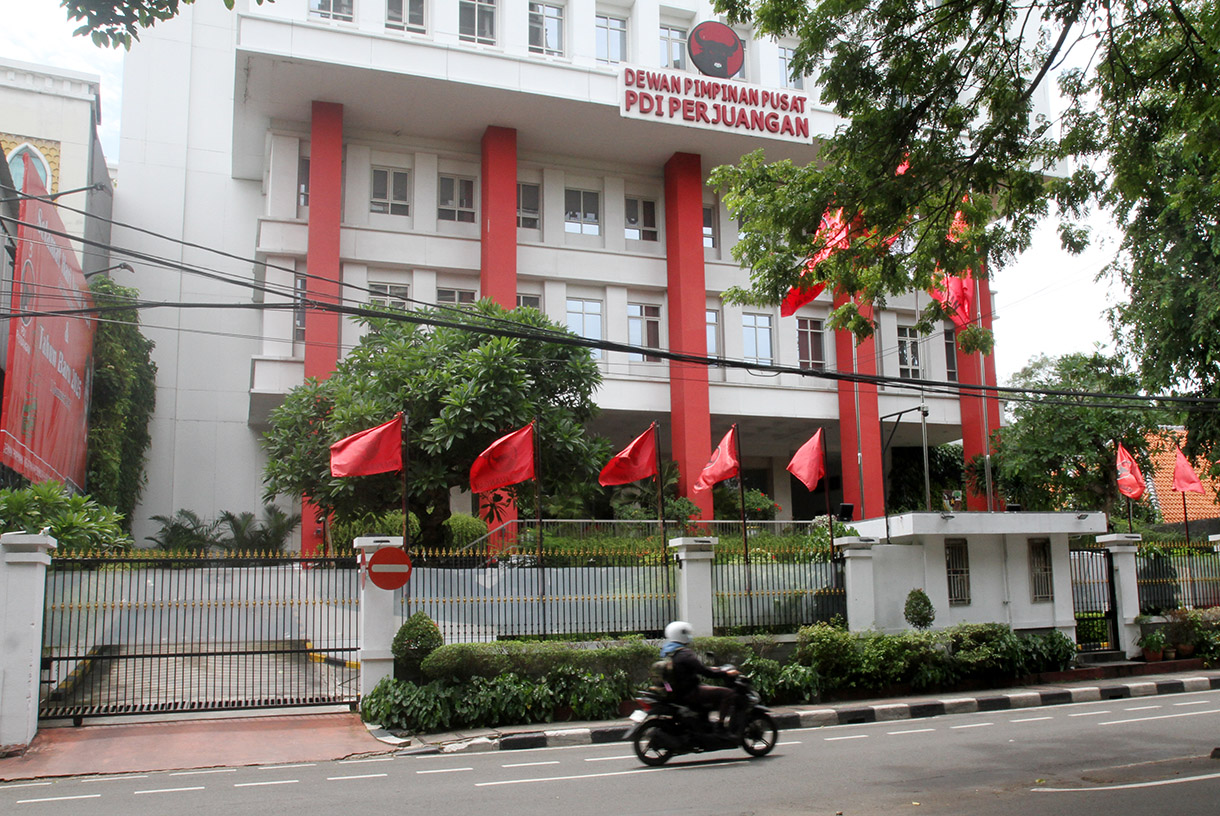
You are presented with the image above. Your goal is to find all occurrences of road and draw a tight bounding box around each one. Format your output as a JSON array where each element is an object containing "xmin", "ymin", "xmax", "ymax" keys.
[{"xmin": 4, "ymin": 689, "xmax": 1220, "ymax": 815}]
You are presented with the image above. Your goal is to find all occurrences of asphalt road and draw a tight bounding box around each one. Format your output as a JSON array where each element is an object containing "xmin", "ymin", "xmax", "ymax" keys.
[{"xmin": 5, "ymin": 689, "xmax": 1220, "ymax": 815}]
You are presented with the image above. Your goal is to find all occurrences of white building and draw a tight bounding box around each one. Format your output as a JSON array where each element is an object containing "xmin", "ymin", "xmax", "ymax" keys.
[{"xmin": 114, "ymin": 1, "xmax": 1014, "ymax": 549}]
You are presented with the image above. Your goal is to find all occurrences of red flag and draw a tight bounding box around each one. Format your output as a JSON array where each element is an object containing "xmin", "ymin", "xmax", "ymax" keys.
[
  {"xmin": 928, "ymin": 268, "xmax": 974, "ymax": 330},
  {"xmin": 1115, "ymin": 443, "xmax": 1146, "ymax": 500},
  {"xmin": 787, "ymin": 428, "xmax": 826, "ymax": 492},
  {"xmin": 1172, "ymin": 447, "xmax": 1205, "ymax": 494},
  {"xmin": 470, "ymin": 422, "xmax": 536, "ymax": 493},
  {"xmin": 780, "ymin": 209, "xmax": 850, "ymax": 317},
  {"xmin": 599, "ymin": 424, "xmax": 658, "ymax": 486},
  {"xmin": 329, "ymin": 414, "xmax": 403, "ymax": 477},
  {"xmin": 693, "ymin": 426, "xmax": 740, "ymax": 493}
]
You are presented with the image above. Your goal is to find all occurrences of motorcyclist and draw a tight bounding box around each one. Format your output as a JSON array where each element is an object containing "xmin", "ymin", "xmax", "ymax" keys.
[{"xmin": 659, "ymin": 620, "xmax": 739, "ymax": 730}]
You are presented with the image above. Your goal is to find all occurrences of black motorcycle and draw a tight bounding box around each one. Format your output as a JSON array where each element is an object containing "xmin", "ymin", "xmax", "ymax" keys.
[{"xmin": 626, "ymin": 668, "xmax": 778, "ymax": 766}]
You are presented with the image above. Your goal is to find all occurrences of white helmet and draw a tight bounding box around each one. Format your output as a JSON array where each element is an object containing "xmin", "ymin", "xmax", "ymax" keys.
[{"xmin": 664, "ymin": 620, "xmax": 693, "ymax": 644}]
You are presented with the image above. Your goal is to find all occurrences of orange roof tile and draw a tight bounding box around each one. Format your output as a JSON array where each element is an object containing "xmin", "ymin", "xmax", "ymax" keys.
[{"xmin": 1144, "ymin": 429, "xmax": 1220, "ymax": 523}]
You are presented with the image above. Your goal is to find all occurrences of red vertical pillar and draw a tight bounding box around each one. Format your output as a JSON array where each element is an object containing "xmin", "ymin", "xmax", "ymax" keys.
[
  {"xmin": 480, "ymin": 126, "xmax": 518, "ymax": 308},
  {"xmin": 959, "ymin": 272, "xmax": 1000, "ymax": 511},
  {"xmin": 664, "ymin": 153, "xmax": 712, "ymax": 518},
  {"xmin": 301, "ymin": 101, "xmax": 343, "ymax": 555},
  {"xmin": 833, "ymin": 294, "xmax": 884, "ymax": 521}
]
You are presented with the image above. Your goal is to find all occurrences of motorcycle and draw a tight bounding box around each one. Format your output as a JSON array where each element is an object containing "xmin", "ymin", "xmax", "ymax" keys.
[{"xmin": 626, "ymin": 667, "xmax": 778, "ymax": 766}]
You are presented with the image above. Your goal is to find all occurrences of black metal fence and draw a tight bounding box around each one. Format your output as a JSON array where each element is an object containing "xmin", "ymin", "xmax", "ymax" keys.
[
  {"xmin": 1136, "ymin": 541, "xmax": 1220, "ymax": 614},
  {"xmin": 41, "ymin": 550, "xmax": 359, "ymax": 720},
  {"xmin": 1069, "ymin": 544, "xmax": 1119, "ymax": 651}
]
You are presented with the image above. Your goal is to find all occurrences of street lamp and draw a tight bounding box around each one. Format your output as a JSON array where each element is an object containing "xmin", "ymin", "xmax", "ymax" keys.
[{"xmin": 83, "ymin": 262, "xmax": 134, "ymax": 279}]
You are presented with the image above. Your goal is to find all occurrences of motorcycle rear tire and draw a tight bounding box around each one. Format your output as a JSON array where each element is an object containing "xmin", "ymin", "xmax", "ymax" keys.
[
  {"xmin": 741, "ymin": 711, "xmax": 777, "ymax": 757},
  {"xmin": 633, "ymin": 720, "xmax": 676, "ymax": 766}
]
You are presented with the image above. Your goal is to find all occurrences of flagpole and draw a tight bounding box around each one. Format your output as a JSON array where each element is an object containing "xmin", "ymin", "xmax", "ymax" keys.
[
  {"xmin": 1183, "ymin": 492, "xmax": 1191, "ymax": 543},
  {"xmin": 533, "ymin": 417, "xmax": 546, "ymax": 635},
  {"xmin": 1127, "ymin": 497, "xmax": 1133, "ymax": 534},
  {"xmin": 822, "ymin": 428, "xmax": 834, "ymax": 550},
  {"xmin": 401, "ymin": 410, "xmax": 410, "ymax": 549},
  {"xmin": 734, "ymin": 424, "xmax": 754, "ymax": 629}
]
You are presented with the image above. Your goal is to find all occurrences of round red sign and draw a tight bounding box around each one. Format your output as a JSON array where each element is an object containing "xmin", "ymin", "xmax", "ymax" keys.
[{"xmin": 367, "ymin": 546, "xmax": 413, "ymax": 590}]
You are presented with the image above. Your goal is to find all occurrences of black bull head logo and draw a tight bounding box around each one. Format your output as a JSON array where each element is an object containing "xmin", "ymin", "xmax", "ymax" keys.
[{"xmin": 690, "ymin": 27, "xmax": 742, "ymax": 79}]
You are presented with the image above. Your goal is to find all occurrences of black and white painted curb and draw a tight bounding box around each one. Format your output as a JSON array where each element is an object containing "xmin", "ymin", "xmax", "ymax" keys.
[{"xmin": 391, "ymin": 674, "xmax": 1220, "ymax": 756}]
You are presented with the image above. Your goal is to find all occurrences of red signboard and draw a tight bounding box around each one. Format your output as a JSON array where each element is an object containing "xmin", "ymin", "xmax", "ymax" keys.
[
  {"xmin": 367, "ymin": 546, "xmax": 413, "ymax": 590},
  {"xmin": 0, "ymin": 153, "xmax": 95, "ymax": 491}
]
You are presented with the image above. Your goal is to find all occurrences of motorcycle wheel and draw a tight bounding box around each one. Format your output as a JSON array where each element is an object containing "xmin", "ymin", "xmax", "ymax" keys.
[
  {"xmin": 633, "ymin": 720, "xmax": 675, "ymax": 766},
  {"xmin": 741, "ymin": 712, "xmax": 777, "ymax": 757}
]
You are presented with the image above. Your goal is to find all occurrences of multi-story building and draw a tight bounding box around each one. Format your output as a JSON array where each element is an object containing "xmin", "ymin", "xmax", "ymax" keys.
[{"xmin": 114, "ymin": 1, "xmax": 1008, "ymax": 549}]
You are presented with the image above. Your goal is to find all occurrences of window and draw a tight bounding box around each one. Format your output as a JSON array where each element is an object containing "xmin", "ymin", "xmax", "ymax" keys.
[
  {"xmin": 517, "ymin": 183, "xmax": 541, "ymax": 229},
  {"xmin": 1029, "ymin": 539, "xmax": 1054, "ymax": 602},
  {"xmin": 628, "ymin": 303, "xmax": 661, "ymax": 362},
  {"xmin": 625, "ymin": 197, "xmax": 658, "ymax": 242},
  {"xmin": 297, "ymin": 156, "xmax": 310, "ymax": 208},
  {"xmin": 797, "ymin": 317, "xmax": 825, "ymax": 371},
  {"xmin": 660, "ymin": 25, "xmax": 686, "ymax": 69},
  {"xmin": 944, "ymin": 326, "xmax": 958, "ymax": 382},
  {"xmin": 567, "ymin": 298, "xmax": 602, "ymax": 359},
  {"xmin": 438, "ymin": 176, "xmax": 476, "ymax": 222},
  {"xmin": 528, "ymin": 3, "xmax": 564, "ymax": 56},
  {"xmin": 596, "ymin": 15, "xmax": 627, "ymax": 64},
  {"xmin": 293, "ymin": 273, "xmax": 308, "ymax": 344},
  {"xmin": 309, "ymin": 0, "xmax": 353, "ymax": 22},
  {"xmin": 517, "ymin": 293, "xmax": 542, "ymax": 309},
  {"xmin": 897, "ymin": 325, "xmax": 922, "ymax": 379},
  {"xmin": 369, "ymin": 282, "xmax": 410, "ymax": 310},
  {"xmin": 703, "ymin": 205, "xmax": 718, "ymax": 248},
  {"xmin": 371, "ymin": 167, "xmax": 410, "ymax": 216},
  {"xmin": 565, "ymin": 189, "xmax": 601, "ymax": 235},
  {"xmin": 779, "ymin": 46, "xmax": 804, "ymax": 89},
  {"xmin": 437, "ymin": 288, "xmax": 476, "ymax": 304},
  {"xmin": 706, "ymin": 310, "xmax": 721, "ymax": 361},
  {"xmin": 387, "ymin": 0, "xmax": 425, "ymax": 31},
  {"xmin": 946, "ymin": 539, "xmax": 971, "ymax": 606},
  {"xmin": 732, "ymin": 41, "xmax": 747, "ymax": 80},
  {"xmin": 743, "ymin": 313, "xmax": 773, "ymax": 365},
  {"xmin": 459, "ymin": 0, "xmax": 496, "ymax": 44}
]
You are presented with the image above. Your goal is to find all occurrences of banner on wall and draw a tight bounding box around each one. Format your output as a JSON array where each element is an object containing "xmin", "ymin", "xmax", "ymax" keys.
[{"xmin": 0, "ymin": 152, "xmax": 95, "ymax": 491}]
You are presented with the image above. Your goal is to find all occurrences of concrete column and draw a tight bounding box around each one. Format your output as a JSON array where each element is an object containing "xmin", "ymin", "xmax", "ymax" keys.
[
  {"xmin": 0, "ymin": 532, "xmax": 57, "ymax": 755},
  {"xmin": 355, "ymin": 536, "xmax": 404, "ymax": 697},
  {"xmin": 1098, "ymin": 534, "xmax": 1142, "ymax": 657},
  {"xmin": 669, "ymin": 537, "xmax": 716, "ymax": 637},
  {"xmin": 838, "ymin": 536, "xmax": 879, "ymax": 632},
  {"xmin": 480, "ymin": 126, "xmax": 518, "ymax": 308}
]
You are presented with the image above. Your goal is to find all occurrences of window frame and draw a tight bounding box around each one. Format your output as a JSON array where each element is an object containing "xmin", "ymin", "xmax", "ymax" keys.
[
  {"xmin": 386, "ymin": 0, "xmax": 425, "ymax": 32},
  {"xmin": 624, "ymin": 196, "xmax": 659, "ymax": 242},
  {"xmin": 706, "ymin": 309, "xmax": 721, "ymax": 365},
  {"xmin": 370, "ymin": 166, "xmax": 411, "ymax": 217},
  {"xmin": 564, "ymin": 188, "xmax": 601, "ymax": 236},
  {"xmin": 517, "ymin": 182, "xmax": 541, "ymax": 230},
  {"xmin": 297, "ymin": 155, "xmax": 311, "ymax": 210},
  {"xmin": 660, "ymin": 24, "xmax": 687, "ymax": 70},
  {"xmin": 703, "ymin": 204, "xmax": 718, "ymax": 248},
  {"xmin": 309, "ymin": 0, "xmax": 354, "ymax": 22},
  {"xmin": 516, "ymin": 293, "xmax": 542, "ymax": 310},
  {"xmin": 897, "ymin": 324, "xmax": 923, "ymax": 379},
  {"xmin": 293, "ymin": 273, "xmax": 308, "ymax": 346},
  {"xmin": 742, "ymin": 312, "xmax": 774, "ymax": 366},
  {"xmin": 946, "ymin": 538, "xmax": 971, "ymax": 606},
  {"xmin": 779, "ymin": 45, "xmax": 804, "ymax": 89},
  {"xmin": 566, "ymin": 297, "xmax": 603, "ymax": 359},
  {"xmin": 459, "ymin": 0, "xmax": 497, "ymax": 45},
  {"xmin": 1029, "ymin": 538, "xmax": 1054, "ymax": 602},
  {"xmin": 596, "ymin": 14, "xmax": 627, "ymax": 64},
  {"xmin": 944, "ymin": 325, "xmax": 958, "ymax": 382},
  {"xmin": 628, "ymin": 303, "xmax": 662, "ymax": 362},
  {"xmin": 368, "ymin": 282, "xmax": 411, "ymax": 311},
  {"xmin": 528, "ymin": 2, "xmax": 565, "ymax": 56},
  {"xmin": 438, "ymin": 175, "xmax": 477, "ymax": 223},
  {"xmin": 437, "ymin": 288, "xmax": 477, "ymax": 305},
  {"xmin": 797, "ymin": 317, "xmax": 825, "ymax": 372}
]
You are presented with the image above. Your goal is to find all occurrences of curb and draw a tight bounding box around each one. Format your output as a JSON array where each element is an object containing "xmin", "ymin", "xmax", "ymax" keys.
[{"xmin": 386, "ymin": 673, "xmax": 1220, "ymax": 755}]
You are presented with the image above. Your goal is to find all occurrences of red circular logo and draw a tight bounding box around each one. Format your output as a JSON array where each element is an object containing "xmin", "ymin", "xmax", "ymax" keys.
[{"xmin": 688, "ymin": 22, "xmax": 744, "ymax": 79}]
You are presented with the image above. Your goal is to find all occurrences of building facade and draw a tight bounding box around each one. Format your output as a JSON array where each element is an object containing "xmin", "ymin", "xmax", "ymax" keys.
[{"xmin": 114, "ymin": 0, "xmax": 1010, "ymax": 549}]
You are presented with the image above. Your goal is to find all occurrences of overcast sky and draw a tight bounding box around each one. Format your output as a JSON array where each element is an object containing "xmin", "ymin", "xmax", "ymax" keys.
[{"xmin": 2, "ymin": 2, "xmax": 1123, "ymax": 385}]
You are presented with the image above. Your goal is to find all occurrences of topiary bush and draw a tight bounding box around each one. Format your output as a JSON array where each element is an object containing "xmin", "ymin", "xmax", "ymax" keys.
[
  {"xmin": 392, "ymin": 611, "xmax": 444, "ymax": 682},
  {"xmin": 904, "ymin": 588, "xmax": 936, "ymax": 630},
  {"xmin": 420, "ymin": 639, "xmax": 658, "ymax": 685},
  {"xmin": 331, "ymin": 510, "xmax": 420, "ymax": 550},
  {"xmin": 443, "ymin": 513, "xmax": 489, "ymax": 547}
]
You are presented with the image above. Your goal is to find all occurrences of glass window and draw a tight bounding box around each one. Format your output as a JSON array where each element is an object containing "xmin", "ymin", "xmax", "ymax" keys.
[
  {"xmin": 438, "ymin": 176, "xmax": 477, "ymax": 223},
  {"xmin": 565, "ymin": 189, "xmax": 601, "ymax": 235},
  {"xmin": 517, "ymin": 293, "xmax": 542, "ymax": 309},
  {"xmin": 567, "ymin": 298, "xmax": 602, "ymax": 359},
  {"xmin": 628, "ymin": 303, "xmax": 661, "ymax": 362},
  {"xmin": 517, "ymin": 182, "xmax": 541, "ymax": 229},
  {"xmin": 293, "ymin": 273, "xmax": 308, "ymax": 344},
  {"xmin": 706, "ymin": 309, "xmax": 720, "ymax": 362},
  {"xmin": 297, "ymin": 156, "xmax": 310, "ymax": 209},
  {"xmin": 310, "ymin": 0, "xmax": 353, "ymax": 22},
  {"xmin": 596, "ymin": 14, "xmax": 627, "ymax": 64},
  {"xmin": 459, "ymin": 0, "xmax": 496, "ymax": 44},
  {"xmin": 369, "ymin": 282, "xmax": 410, "ymax": 310},
  {"xmin": 660, "ymin": 25, "xmax": 686, "ymax": 69},
  {"xmin": 1029, "ymin": 538, "xmax": 1054, "ymax": 602},
  {"xmin": 437, "ymin": 288, "xmax": 477, "ymax": 304},
  {"xmin": 733, "ymin": 41, "xmax": 747, "ymax": 81},
  {"xmin": 797, "ymin": 317, "xmax": 825, "ymax": 372},
  {"xmin": 528, "ymin": 3, "xmax": 564, "ymax": 56},
  {"xmin": 946, "ymin": 539, "xmax": 971, "ymax": 606},
  {"xmin": 625, "ymin": 197, "xmax": 658, "ymax": 242},
  {"xmin": 743, "ymin": 313, "xmax": 773, "ymax": 365},
  {"xmin": 897, "ymin": 325, "xmax": 922, "ymax": 379},
  {"xmin": 779, "ymin": 46, "xmax": 804, "ymax": 90},
  {"xmin": 387, "ymin": 0, "xmax": 425, "ymax": 31},
  {"xmin": 703, "ymin": 204, "xmax": 718, "ymax": 248},
  {"xmin": 370, "ymin": 167, "xmax": 410, "ymax": 216},
  {"xmin": 944, "ymin": 325, "xmax": 958, "ymax": 382}
]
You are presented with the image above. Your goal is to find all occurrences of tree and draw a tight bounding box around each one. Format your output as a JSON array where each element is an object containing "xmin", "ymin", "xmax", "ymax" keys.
[
  {"xmin": 887, "ymin": 443, "xmax": 964, "ymax": 514},
  {"xmin": 261, "ymin": 301, "xmax": 606, "ymax": 546},
  {"xmin": 968, "ymin": 352, "xmax": 1165, "ymax": 517},
  {"xmin": 62, "ymin": 0, "xmax": 266, "ymax": 48}
]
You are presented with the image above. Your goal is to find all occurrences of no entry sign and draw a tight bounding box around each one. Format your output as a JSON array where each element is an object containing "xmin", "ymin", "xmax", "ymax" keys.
[{"xmin": 366, "ymin": 546, "xmax": 412, "ymax": 590}]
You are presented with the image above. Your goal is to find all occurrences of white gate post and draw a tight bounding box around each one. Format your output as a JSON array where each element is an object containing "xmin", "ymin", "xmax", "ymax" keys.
[
  {"xmin": 355, "ymin": 536, "xmax": 403, "ymax": 698},
  {"xmin": 838, "ymin": 537, "xmax": 879, "ymax": 632},
  {"xmin": 669, "ymin": 537, "xmax": 716, "ymax": 637},
  {"xmin": 1097, "ymin": 533, "xmax": 1142, "ymax": 657},
  {"xmin": 0, "ymin": 532, "xmax": 57, "ymax": 755}
]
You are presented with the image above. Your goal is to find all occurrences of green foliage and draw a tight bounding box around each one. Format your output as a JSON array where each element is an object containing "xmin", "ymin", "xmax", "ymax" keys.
[
  {"xmin": 392, "ymin": 612, "xmax": 444, "ymax": 682},
  {"xmin": 145, "ymin": 508, "xmax": 221, "ymax": 553},
  {"xmin": 1020, "ymin": 630, "xmax": 1077, "ymax": 673},
  {"xmin": 330, "ymin": 510, "xmax": 421, "ymax": 549},
  {"xmin": 63, "ymin": 0, "xmax": 264, "ymax": 49},
  {"xmin": 217, "ymin": 506, "xmax": 300, "ymax": 554},
  {"xmin": 713, "ymin": 485, "xmax": 780, "ymax": 521},
  {"xmin": 903, "ymin": 589, "xmax": 935, "ymax": 631},
  {"xmin": 443, "ymin": 513, "xmax": 489, "ymax": 547},
  {"xmin": 888, "ymin": 444, "xmax": 964, "ymax": 514},
  {"xmin": 803, "ymin": 516, "xmax": 859, "ymax": 553},
  {"xmin": 85, "ymin": 276, "xmax": 156, "ymax": 532},
  {"xmin": 262, "ymin": 301, "xmax": 604, "ymax": 546},
  {"xmin": 1137, "ymin": 629, "xmax": 1166, "ymax": 651},
  {"xmin": 0, "ymin": 481, "xmax": 132, "ymax": 551},
  {"xmin": 420, "ymin": 639, "xmax": 657, "ymax": 685},
  {"xmin": 739, "ymin": 655, "xmax": 820, "ymax": 705}
]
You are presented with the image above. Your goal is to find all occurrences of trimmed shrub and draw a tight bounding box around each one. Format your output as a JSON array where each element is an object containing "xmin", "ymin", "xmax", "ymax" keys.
[
  {"xmin": 331, "ymin": 510, "xmax": 420, "ymax": 550},
  {"xmin": 904, "ymin": 589, "xmax": 935, "ymax": 630},
  {"xmin": 1018, "ymin": 630, "xmax": 1076, "ymax": 674},
  {"xmin": 443, "ymin": 513, "xmax": 489, "ymax": 547},
  {"xmin": 794, "ymin": 622, "xmax": 865, "ymax": 693},
  {"xmin": 392, "ymin": 612, "xmax": 444, "ymax": 682},
  {"xmin": 421, "ymin": 639, "xmax": 658, "ymax": 685}
]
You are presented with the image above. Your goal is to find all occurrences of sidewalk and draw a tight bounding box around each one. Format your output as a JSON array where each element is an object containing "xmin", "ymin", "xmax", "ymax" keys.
[{"xmin": 3, "ymin": 663, "xmax": 1219, "ymax": 781}]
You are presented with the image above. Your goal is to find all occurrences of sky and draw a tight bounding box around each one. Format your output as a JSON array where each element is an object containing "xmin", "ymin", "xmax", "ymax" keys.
[{"xmin": 1, "ymin": 3, "xmax": 1124, "ymax": 386}]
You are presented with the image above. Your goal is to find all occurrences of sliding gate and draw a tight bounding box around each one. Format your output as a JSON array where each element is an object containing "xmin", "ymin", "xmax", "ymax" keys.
[
  {"xmin": 1069, "ymin": 544, "xmax": 1119, "ymax": 651},
  {"xmin": 40, "ymin": 551, "xmax": 359, "ymax": 720}
]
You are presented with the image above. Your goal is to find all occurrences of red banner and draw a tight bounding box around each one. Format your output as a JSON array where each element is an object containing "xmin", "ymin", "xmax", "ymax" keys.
[{"xmin": 0, "ymin": 153, "xmax": 95, "ymax": 490}]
